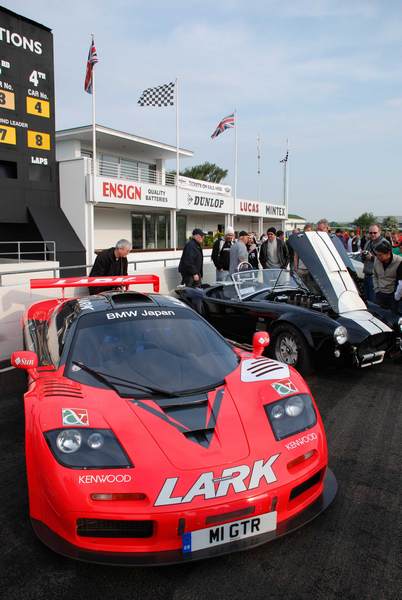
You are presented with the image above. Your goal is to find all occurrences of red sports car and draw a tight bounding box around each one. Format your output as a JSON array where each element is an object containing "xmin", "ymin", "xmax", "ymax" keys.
[{"xmin": 12, "ymin": 275, "xmax": 337, "ymax": 565}]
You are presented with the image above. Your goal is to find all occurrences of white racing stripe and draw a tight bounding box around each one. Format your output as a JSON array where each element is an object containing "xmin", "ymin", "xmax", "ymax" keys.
[{"xmin": 343, "ymin": 311, "xmax": 392, "ymax": 335}]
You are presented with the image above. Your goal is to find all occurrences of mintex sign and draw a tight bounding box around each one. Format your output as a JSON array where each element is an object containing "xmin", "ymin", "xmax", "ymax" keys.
[
  {"xmin": 265, "ymin": 204, "xmax": 287, "ymax": 219},
  {"xmin": 97, "ymin": 177, "xmax": 176, "ymax": 208}
]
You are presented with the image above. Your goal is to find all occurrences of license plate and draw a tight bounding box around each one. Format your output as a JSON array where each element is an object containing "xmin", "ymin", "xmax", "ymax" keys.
[{"xmin": 182, "ymin": 511, "xmax": 277, "ymax": 554}]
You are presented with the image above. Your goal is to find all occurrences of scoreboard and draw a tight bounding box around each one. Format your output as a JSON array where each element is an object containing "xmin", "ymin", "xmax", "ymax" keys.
[{"xmin": 0, "ymin": 6, "xmax": 57, "ymax": 223}]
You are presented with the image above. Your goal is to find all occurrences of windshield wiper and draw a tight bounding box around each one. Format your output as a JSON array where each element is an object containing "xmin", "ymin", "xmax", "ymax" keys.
[
  {"xmin": 172, "ymin": 381, "xmax": 225, "ymax": 396},
  {"xmin": 71, "ymin": 361, "xmax": 176, "ymax": 397}
]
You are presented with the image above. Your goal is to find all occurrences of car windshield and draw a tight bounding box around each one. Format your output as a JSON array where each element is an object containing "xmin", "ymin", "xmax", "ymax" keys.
[
  {"xmin": 65, "ymin": 307, "xmax": 238, "ymax": 396},
  {"xmin": 231, "ymin": 269, "xmax": 308, "ymax": 300}
]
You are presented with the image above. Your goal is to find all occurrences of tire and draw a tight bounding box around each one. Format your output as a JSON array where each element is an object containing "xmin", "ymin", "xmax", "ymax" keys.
[{"xmin": 269, "ymin": 323, "xmax": 313, "ymax": 375}]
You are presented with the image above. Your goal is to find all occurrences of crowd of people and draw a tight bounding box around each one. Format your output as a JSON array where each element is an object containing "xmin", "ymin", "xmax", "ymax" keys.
[{"xmin": 178, "ymin": 220, "xmax": 402, "ymax": 315}]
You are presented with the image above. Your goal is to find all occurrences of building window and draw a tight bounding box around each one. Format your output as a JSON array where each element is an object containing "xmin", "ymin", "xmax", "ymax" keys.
[
  {"xmin": 177, "ymin": 214, "xmax": 187, "ymax": 248},
  {"xmin": 131, "ymin": 213, "xmax": 170, "ymax": 249},
  {"xmin": 100, "ymin": 154, "xmax": 119, "ymax": 177},
  {"xmin": 89, "ymin": 151, "xmax": 158, "ymax": 183},
  {"xmin": 132, "ymin": 214, "xmax": 143, "ymax": 249}
]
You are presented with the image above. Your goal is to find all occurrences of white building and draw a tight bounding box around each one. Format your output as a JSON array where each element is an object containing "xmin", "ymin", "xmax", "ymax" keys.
[
  {"xmin": 285, "ymin": 213, "xmax": 307, "ymax": 233},
  {"xmin": 56, "ymin": 124, "xmax": 288, "ymax": 262}
]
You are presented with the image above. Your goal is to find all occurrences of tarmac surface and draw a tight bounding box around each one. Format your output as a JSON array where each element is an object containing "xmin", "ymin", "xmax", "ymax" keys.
[{"xmin": 0, "ymin": 360, "xmax": 401, "ymax": 600}]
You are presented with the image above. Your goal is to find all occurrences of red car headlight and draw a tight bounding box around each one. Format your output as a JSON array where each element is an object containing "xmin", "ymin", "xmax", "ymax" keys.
[
  {"xmin": 265, "ymin": 394, "xmax": 317, "ymax": 441},
  {"xmin": 44, "ymin": 428, "xmax": 132, "ymax": 469}
]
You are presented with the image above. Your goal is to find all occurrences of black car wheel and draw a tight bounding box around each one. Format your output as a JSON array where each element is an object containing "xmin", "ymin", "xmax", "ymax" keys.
[{"xmin": 269, "ymin": 324, "xmax": 313, "ymax": 374}]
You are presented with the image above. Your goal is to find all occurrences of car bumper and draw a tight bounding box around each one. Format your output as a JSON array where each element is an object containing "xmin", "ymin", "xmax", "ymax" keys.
[{"xmin": 31, "ymin": 468, "xmax": 337, "ymax": 566}]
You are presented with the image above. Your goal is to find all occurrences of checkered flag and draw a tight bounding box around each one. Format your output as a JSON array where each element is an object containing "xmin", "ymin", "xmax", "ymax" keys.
[{"xmin": 138, "ymin": 81, "xmax": 175, "ymax": 107}]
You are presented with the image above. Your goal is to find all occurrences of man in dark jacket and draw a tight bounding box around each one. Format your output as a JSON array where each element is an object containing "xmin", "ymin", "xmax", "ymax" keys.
[
  {"xmin": 211, "ymin": 226, "xmax": 235, "ymax": 281},
  {"xmin": 88, "ymin": 239, "xmax": 132, "ymax": 295},
  {"xmin": 178, "ymin": 228, "xmax": 205, "ymax": 287},
  {"xmin": 259, "ymin": 227, "xmax": 289, "ymax": 269},
  {"xmin": 361, "ymin": 224, "xmax": 385, "ymax": 301}
]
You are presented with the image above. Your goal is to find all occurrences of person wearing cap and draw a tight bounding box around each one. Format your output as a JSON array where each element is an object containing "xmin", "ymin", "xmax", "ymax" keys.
[
  {"xmin": 229, "ymin": 231, "xmax": 250, "ymax": 276},
  {"xmin": 373, "ymin": 240, "xmax": 402, "ymax": 312},
  {"xmin": 211, "ymin": 227, "xmax": 235, "ymax": 282},
  {"xmin": 178, "ymin": 228, "xmax": 205, "ymax": 287},
  {"xmin": 259, "ymin": 227, "xmax": 289, "ymax": 269}
]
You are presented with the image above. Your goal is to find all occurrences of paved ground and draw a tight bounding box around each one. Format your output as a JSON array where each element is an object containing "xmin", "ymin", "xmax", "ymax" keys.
[{"xmin": 0, "ymin": 360, "xmax": 401, "ymax": 600}]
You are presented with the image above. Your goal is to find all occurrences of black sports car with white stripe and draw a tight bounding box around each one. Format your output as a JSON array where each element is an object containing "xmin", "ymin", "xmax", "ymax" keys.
[{"xmin": 176, "ymin": 232, "xmax": 399, "ymax": 374}]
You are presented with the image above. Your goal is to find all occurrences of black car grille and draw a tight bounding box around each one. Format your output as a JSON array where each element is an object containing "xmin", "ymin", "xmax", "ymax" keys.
[
  {"xmin": 76, "ymin": 519, "xmax": 154, "ymax": 538},
  {"xmin": 289, "ymin": 470, "xmax": 323, "ymax": 501}
]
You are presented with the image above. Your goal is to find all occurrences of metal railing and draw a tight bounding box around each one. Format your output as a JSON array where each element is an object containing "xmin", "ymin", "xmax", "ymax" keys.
[
  {"xmin": 0, "ymin": 253, "xmax": 213, "ymax": 283},
  {"xmin": 0, "ymin": 241, "xmax": 56, "ymax": 262},
  {"xmin": 92, "ymin": 159, "xmax": 176, "ymax": 186}
]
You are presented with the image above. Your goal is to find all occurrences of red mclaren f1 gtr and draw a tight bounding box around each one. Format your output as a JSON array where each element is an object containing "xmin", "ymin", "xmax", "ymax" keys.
[{"xmin": 12, "ymin": 275, "xmax": 337, "ymax": 565}]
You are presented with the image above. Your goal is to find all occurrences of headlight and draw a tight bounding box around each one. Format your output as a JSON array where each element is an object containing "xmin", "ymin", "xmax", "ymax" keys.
[
  {"xmin": 271, "ymin": 404, "xmax": 285, "ymax": 419},
  {"xmin": 334, "ymin": 325, "xmax": 348, "ymax": 345},
  {"xmin": 44, "ymin": 429, "xmax": 132, "ymax": 468},
  {"xmin": 285, "ymin": 396, "xmax": 304, "ymax": 417},
  {"xmin": 266, "ymin": 394, "xmax": 317, "ymax": 440},
  {"xmin": 87, "ymin": 432, "xmax": 104, "ymax": 450},
  {"xmin": 56, "ymin": 429, "xmax": 82, "ymax": 454},
  {"xmin": 398, "ymin": 317, "xmax": 402, "ymax": 333}
]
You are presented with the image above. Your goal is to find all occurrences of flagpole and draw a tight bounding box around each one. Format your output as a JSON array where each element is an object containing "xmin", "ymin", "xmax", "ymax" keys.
[
  {"xmin": 91, "ymin": 33, "xmax": 96, "ymax": 206},
  {"xmin": 87, "ymin": 33, "xmax": 97, "ymax": 267},
  {"xmin": 233, "ymin": 108, "xmax": 238, "ymax": 228},
  {"xmin": 257, "ymin": 134, "xmax": 261, "ymax": 203},
  {"xmin": 174, "ymin": 77, "xmax": 179, "ymax": 251},
  {"xmin": 285, "ymin": 138, "xmax": 289, "ymax": 211}
]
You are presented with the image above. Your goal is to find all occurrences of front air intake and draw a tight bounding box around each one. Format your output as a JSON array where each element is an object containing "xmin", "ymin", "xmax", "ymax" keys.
[
  {"xmin": 109, "ymin": 292, "xmax": 156, "ymax": 307},
  {"xmin": 76, "ymin": 518, "xmax": 154, "ymax": 538},
  {"xmin": 289, "ymin": 469, "xmax": 323, "ymax": 501}
]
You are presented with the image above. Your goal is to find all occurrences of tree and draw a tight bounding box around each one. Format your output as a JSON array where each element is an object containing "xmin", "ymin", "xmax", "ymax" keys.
[
  {"xmin": 381, "ymin": 216, "xmax": 399, "ymax": 231},
  {"xmin": 353, "ymin": 212, "xmax": 376, "ymax": 229},
  {"xmin": 180, "ymin": 162, "xmax": 228, "ymax": 183}
]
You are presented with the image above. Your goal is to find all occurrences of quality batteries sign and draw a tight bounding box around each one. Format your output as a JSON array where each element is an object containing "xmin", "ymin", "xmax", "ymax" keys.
[{"xmin": 97, "ymin": 177, "xmax": 176, "ymax": 208}]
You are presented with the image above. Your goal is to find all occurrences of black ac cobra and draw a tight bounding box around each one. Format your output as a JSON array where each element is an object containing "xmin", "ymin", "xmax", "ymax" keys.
[{"xmin": 176, "ymin": 231, "xmax": 401, "ymax": 373}]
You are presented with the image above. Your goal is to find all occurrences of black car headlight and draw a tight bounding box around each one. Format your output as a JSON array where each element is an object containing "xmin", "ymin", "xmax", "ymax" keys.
[
  {"xmin": 265, "ymin": 394, "xmax": 317, "ymax": 441},
  {"xmin": 44, "ymin": 429, "xmax": 132, "ymax": 469}
]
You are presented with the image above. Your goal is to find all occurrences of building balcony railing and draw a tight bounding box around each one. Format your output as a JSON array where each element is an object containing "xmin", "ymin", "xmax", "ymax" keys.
[{"xmin": 93, "ymin": 159, "xmax": 176, "ymax": 186}]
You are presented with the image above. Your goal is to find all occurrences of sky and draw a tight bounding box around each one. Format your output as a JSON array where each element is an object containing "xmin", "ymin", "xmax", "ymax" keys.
[{"xmin": 2, "ymin": 0, "xmax": 402, "ymax": 221}]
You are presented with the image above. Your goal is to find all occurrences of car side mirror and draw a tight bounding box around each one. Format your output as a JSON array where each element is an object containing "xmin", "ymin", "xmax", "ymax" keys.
[
  {"xmin": 252, "ymin": 332, "xmax": 270, "ymax": 358},
  {"xmin": 11, "ymin": 351, "xmax": 39, "ymax": 379}
]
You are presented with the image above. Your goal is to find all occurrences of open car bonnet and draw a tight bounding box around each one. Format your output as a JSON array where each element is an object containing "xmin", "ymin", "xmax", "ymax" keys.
[{"xmin": 288, "ymin": 231, "xmax": 366, "ymax": 315}]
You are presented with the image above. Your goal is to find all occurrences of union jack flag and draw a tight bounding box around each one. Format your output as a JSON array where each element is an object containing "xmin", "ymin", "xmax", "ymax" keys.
[
  {"xmin": 84, "ymin": 38, "xmax": 98, "ymax": 94},
  {"xmin": 211, "ymin": 114, "xmax": 235, "ymax": 138}
]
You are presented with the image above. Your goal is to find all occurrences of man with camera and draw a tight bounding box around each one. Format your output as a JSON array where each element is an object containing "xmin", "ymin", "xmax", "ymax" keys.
[
  {"xmin": 373, "ymin": 240, "xmax": 402, "ymax": 313},
  {"xmin": 361, "ymin": 224, "xmax": 385, "ymax": 302}
]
